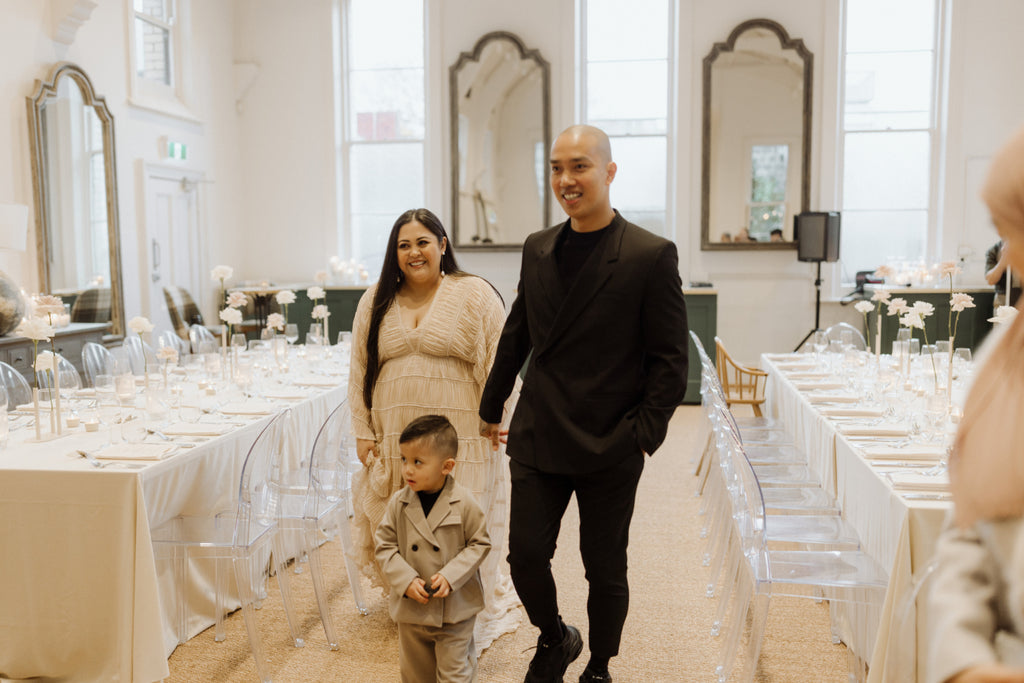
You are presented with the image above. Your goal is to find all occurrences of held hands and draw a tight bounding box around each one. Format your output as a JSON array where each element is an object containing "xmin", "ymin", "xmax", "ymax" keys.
[
  {"xmin": 404, "ymin": 574, "xmax": 451, "ymax": 604},
  {"xmin": 356, "ymin": 438, "xmax": 377, "ymax": 467},
  {"xmin": 479, "ymin": 421, "xmax": 508, "ymax": 452},
  {"xmin": 949, "ymin": 664, "xmax": 1024, "ymax": 683}
]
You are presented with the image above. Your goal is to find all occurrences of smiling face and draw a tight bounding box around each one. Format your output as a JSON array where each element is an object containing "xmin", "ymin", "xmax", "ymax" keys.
[
  {"xmin": 400, "ymin": 437, "xmax": 454, "ymax": 493},
  {"xmin": 549, "ymin": 127, "xmax": 617, "ymax": 232},
  {"xmin": 396, "ymin": 220, "xmax": 446, "ymax": 288}
]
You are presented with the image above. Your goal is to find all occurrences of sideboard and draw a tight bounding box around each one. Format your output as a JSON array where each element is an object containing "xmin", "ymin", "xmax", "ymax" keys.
[{"xmin": 0, "ymin": 322, "xmax": 109, "ymax": 385}]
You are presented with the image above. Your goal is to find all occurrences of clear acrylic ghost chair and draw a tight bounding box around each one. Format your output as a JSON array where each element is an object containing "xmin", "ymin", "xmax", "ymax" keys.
[
  {"xmin": 189, "ymin": 323, "xmax": 217, "ymax": 354},
  {"xmin": 881, "ymin": 559, "xmax": 940, "ymax": 683},
  {"xmin": 123, "ymin": 335, "xmax": 157, "ymax": 375},
  {"xmin": 825, "ymin": 322, "xmax": 868, "ymax": 351},
  {"xmin": 81, "ymin": 342, "xmax": 113, "ymax": 387},
  {"xmin": 35, "ymin": 354, "xmax": 82, "ymax": 394},
  {"xmin": 275, "ymin": 401, "xmax": 367, "ymax": 650},
  {"xmin": 157, "ymin": 329, "xmax": 190, "ymax": 356},
  {"xmin": 713, "ymin": 424, "xmax": 888, "ymax": 683},
  {"xmin": 0, "ymin": 361, "xmax": 32, "ymax": 410},
  {"xmin": 150, "ymin": 410, "xmax": 303, "ymax": 683}
]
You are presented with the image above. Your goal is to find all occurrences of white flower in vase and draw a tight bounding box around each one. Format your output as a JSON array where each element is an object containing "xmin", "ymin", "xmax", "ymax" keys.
[
  {"xmin": 226, "ymin": 291, "xmax": 248, "ymax": 309},
  {"xmin": 936, "ymin": 261, "xmax": 962, "ymax": 278},
  {"xmin": 210, "ymin": 265, "xmax": 233, "ymax": 282},
  {"xmin": 950, "ymin": 292, "xmax": 975, "ymax": 313},
  {"xmin": 16, "ymin": 316, "xmax": 55, "ymax": 341},
  {"xmin": 314, "ymin": 270, "xmax": 329, "ymax": 284},
  {"xmin": 128, "ymin": 316, "xmax": 155, "ymax": 336},
  {"xmin": 275, "ymin": 290, "xmax": 296, "ymax": 305},
  {"xmin": 34, "ymin": 294, "xmax": 65, "ymax": 318},
  {"xmin": 311, "ymin": 304, "xmax": 331, "ymax": 320},
  {"xmin": 219, "ymin": 307, "xmax": 243, "ymax": 326},
  {"xmin": 886, "ymin": 298, "xmax": 909, "ymax": 318},
  {"xmin": 870, "ymin": 289, "xmax": 891, "ymax": 304},
  {"xmin": 267, "ymin": 312, "xmax": 285, "ymax": 331},
  {"xmin": 156, "ymin": 346, "xmax": 179, "ymax": 363},
  {"xmin": 874, "ymin": 264, "xmax": 896, "ymax": 280},
  {"xmin": 34, "ymin": 350, "xmax": 57, "ymax": 374},
  {"xmin": 307, "ymin": 286, "xmax": 326, "ymax": 301},
  {"xmin": 989, "ymin": 306, "xmax": 1019, "ymax": 325},
  {"xmin": 854, "ymin": 301, "xmax": 873, "ymax": 314},
  {"xmin": 900, "ymin": 310, "xmax": 925, "ymax": 330},
  {"xmin": 912, "ymin": 300, "xmax": 935, "ymax": 317}
]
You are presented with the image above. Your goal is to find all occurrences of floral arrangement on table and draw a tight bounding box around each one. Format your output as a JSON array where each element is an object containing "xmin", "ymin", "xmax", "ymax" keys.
[
  {"xmin": 900, "ymin": 301, "xmax": 941, "ymax": 390},
  {"xmin": 275, "ymin": 289, "xmax": 295, "ymax": 323},
  {"xmin": 307, "ymin": 285, "xmax": 327, "ymax": 343},
  {"xmin": 211, "ymin": 265, "xmax": 233, "ymax": 310},
  {"xmin": 128, "ymin": 315, "xmax": 154, "ymax": 341},
  {"xmin": 156, "ymin": 345, "xmax": 178, "ymax": 388},
  {"xmin": 989, "ymin": 306, "xmax": 1019, "ymax": 325},
  {"xmin": 266, "ymin": 312, "xmax": 285, "ymax": 333},
  {"xmin": 15, "ymin": 313, "xmax": 57, "ymax": 439}
]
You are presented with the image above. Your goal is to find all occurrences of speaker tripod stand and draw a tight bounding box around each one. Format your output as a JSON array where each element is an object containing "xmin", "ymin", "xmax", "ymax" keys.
[{"xmin": 794, "ymin": 261, "xmax": 824, "ymax": 352}]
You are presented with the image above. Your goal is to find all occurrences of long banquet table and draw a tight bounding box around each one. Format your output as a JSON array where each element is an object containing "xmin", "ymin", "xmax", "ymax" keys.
[
  {"xmin": 761, "ymin": 352, "xmax": 954, "ymax": 683},
  {"xmin": 0, "ymin": 353, "xmax": 347, "ymax": 682}
]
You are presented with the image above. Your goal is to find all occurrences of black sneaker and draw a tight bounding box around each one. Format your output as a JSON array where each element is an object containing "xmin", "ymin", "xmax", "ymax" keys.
[
  {"xmin": 579, "ymin": 669, "xmax": 612, "ymax": 683},
  {"xmin": 524, "ymin": 624, "xmax": 583, "ymax": 683}
]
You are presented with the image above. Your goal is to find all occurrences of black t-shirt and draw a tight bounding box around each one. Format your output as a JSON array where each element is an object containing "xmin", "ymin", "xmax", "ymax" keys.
[
  {"xmin": 417, "ymin": 488, "xmax": 442, "ymax": 517},
  {"xmin": 555, "ymin": 220, "xmax": 612, "ymax": 286}
]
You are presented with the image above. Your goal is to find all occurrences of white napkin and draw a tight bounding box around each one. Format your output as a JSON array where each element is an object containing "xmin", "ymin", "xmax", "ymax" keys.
[
  {"xmin": 794, "ymin": 381, "xmax": 846, "ymax": 391},
  {"xmin": 92, "ymin": 443, "xmax": 177, "ymax": 460},
  {"xmin": 161, "ymin": 422, "xmax": 232, "ymax": 437},
  {"xmin": 887, "ymin": 470, "xmax": 949, "ymax": 492},
  {"xmin": 262, "ymin": 388, "xmax": 310, "ymax": 401},
  {"xmin": 783, "ymin": 371, "xmax": 832, "ymax": 380},
  {"xmin": 839, "ymin": 424, "xmax": 910, "ymax": 437},
  {"xmin": 764, "ymin": 353, "xmax": 809, "ymax": 361},
  {"xmin": 820, "ymin": 407, "xmax": 886, "ymax": 418},
  {"xmin": 219, "ymin": 402, "xmax": 276, "ymax": 416},
  {"xmin": 862, "ymin": 445, "xmax": 946, "ymax": 461},
  {"xmin": 774, "ymin": 362, "xmax": 817, "ymax": 372},
  {"xmin": 806, "ymin": 393, "xmax": 861, "ymax": 404}
]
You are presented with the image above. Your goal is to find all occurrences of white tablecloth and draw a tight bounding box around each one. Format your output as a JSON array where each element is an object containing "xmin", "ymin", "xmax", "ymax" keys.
[
  {"xmin": 762, "ymin": 354, "xmax": 948, "ymax": 682},
  {"xmin": 0, "ymin": 376, "xmax": 345, "ymax": 682}
]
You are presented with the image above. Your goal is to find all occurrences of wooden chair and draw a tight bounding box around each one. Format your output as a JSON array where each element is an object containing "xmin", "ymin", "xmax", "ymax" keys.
[{"xmin": 714, "ymin": 336, "xmax": 768, "ymax": 417}]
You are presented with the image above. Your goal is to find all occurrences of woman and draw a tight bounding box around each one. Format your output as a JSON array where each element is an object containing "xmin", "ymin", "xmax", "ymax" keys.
[
  {"xmin": 927, "ymin": 125, "xmax": 1024, "ymax": 683},
  {"xmin": 348, "ymin": 208, "xmax": 520, "ymax": 651}
]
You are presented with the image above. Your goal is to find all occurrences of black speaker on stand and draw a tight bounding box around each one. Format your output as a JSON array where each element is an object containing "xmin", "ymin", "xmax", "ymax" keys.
[{"xmin": 793, "ymin": 211, "xmax": 841, "ymax": 352}]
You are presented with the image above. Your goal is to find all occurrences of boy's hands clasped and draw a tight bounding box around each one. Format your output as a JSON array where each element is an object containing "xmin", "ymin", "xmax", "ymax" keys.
[{"xmin": 404, "ymin": 574, "xmax": 452, "ymax": 604}]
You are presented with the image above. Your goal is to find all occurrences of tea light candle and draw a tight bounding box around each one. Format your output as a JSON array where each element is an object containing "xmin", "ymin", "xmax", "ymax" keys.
[
  {"xmin": 66, "ymin": 416, "xmax": 80, "ymax": 428},
  {"xmin": 84, "ymin": 420, "xmax": 99, "ymax": 432}
]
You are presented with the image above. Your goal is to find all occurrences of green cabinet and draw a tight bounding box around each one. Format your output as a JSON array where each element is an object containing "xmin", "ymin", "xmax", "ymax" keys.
[
  {"xmin": 865, "ymin": 286, "xmax": 994, "ymax": 354},
  {"xmin": 287, "ymin": 286, "xmax": 368, "ymax": 344},
  {"xmin": 683, "ymin": 290, "xmax": 718, "ymax": 404}
]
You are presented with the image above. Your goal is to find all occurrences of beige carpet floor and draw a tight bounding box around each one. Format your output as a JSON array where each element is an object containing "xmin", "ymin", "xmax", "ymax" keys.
[{"xmin": 166, "ymin": 406, "xmax": 851, "ymax": 681}]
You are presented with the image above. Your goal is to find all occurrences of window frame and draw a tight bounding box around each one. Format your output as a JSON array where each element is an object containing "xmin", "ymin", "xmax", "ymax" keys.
[{"xmin": 125, "ymin": 0, "xmax": 197, "ymax": 121}]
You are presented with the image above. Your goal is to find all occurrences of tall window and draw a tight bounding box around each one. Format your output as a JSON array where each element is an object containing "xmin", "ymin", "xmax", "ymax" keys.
[
  {"xmin": 581, "ymin": 0, "xmax": 671, "ymax": 235},
  {"xmin": 840, "ymin": 0, "xmax": 941, "ymax": 279},
  {"xmin": 127, "ymin": 0, "xmax": 193, "ymax": 116},
  {"xmin": 342, "ymin": 0, "xmax": 425, "ymax": 273}
]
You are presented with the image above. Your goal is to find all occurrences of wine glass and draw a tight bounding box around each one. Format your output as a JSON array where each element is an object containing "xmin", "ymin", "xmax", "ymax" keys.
[
  {"xmin": 94, "ymin": 375, "xmax": 120, "ymax": 445},
  {"xmin": 307, "ymin": 323, "xmax": 323, "ymax": 345},
  {"xmin": 284, "ymin": 323, "xmax": 299, "ymax": 345},
  {"xmin": 811, "ymin": 330, "xmax": 828, "ymax": 367},
  {"xmin": 260, "ymin": 327, "xmax": 276, "ymax": 342},
  {"xmin": 230, "ymin": 333, "xmax": 247, "ymax": 351},
  {"xmin": 924, "ymin": 392, "xmax": 948, "ymax": 443}
]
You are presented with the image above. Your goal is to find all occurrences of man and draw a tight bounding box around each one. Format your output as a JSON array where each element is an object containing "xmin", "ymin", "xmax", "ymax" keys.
[{"xmin": 479, "ymin": 125, "xmax": 689, "ymax": 683}]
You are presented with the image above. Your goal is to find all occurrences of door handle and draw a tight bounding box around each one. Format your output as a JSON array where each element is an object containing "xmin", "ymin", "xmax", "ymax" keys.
[{"xmin": 151, "ymin": 239, "xmax": 161, "ymax": 282}]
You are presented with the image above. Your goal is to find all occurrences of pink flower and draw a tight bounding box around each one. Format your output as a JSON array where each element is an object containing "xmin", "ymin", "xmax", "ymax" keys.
[
  {"xmin": 870, "ymin": 289, "xmax": 891, "ymax": 304},
  {"xmin": 950, "ymin": 292, "xmax": 975, "ymax": 312},
  {"xmin": 34, "ymin": 294, "xmax": 65, "ymax": 317},
  {"xmin": 936, "ymin": 261, "xmax": 962, "ymax": 278},
  {"xmin": 874, "ymin": 265, "xmax": 896, "ymax": 279}
]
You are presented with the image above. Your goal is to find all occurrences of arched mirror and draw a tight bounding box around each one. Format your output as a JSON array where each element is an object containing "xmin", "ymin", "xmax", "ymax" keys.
[
  {"xmin": 701, "ymin": 19, "xmax": 812, "ymax": 251},
  {"xmin": 26, "ymin": 62, "xmax": 124, "ymax": 336},
  {"xmin": 450, "ymin": 31, "xmax": 550, "ymax": 250}
]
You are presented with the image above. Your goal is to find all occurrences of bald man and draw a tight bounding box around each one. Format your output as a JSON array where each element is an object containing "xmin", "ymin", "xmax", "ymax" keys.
[{"xmin": 480, "ymin": 125, "xmax": 689, "ymax": 683}]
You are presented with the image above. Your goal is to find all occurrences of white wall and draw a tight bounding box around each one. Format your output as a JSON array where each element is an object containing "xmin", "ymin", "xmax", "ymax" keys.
[{"xmin": 1, "ymin": 0, "xmax": 1022, "ymax": 363}]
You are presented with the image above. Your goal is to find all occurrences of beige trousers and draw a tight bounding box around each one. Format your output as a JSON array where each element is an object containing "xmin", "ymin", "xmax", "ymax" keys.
[{"xmin": 398, "ymin": 617, "xmax": 477, "ymax": 683}]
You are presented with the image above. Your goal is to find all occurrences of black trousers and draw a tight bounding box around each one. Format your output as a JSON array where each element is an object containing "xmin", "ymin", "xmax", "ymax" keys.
[{"xmin": 508, "ymin": 454, "xmax": 645, "ymax": 658}]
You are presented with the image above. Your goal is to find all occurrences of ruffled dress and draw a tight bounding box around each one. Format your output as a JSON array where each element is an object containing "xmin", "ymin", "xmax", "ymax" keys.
[{"xmin": 348, "ymin": 274, "xmax": 521, "ymax": 651}]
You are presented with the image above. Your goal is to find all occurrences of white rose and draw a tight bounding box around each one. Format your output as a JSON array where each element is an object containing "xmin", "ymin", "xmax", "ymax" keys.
[
  {"xmin": 275, "ymin": 290, "xmax": 296, "ymax": 305},
  {"xmin": 211, "ymin": 265, "xmax": 233, "ymax": 282},
  {"xmin": 219, "ymin": 308, "xmax": 242, "ymax": 326},
  {"xmin": 307, "ymin": 286, "xmax": 325, "ymax": 300},
  {"xmin": 128, "ymin": 316, "xmax": 155, "ymax": 335}
]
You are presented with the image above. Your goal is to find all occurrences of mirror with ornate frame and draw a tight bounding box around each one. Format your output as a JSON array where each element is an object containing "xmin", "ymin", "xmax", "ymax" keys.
[
  {"xmin": 701, "ymin": 19, "xmax": 812, "ymax": 251},
  {"xmin": 27, "ymin": 62, "xmax": 124, "ymax": 336},
  {"xmin": 450, "ymin": 31, "xmax": 551, "ymax": 250}
]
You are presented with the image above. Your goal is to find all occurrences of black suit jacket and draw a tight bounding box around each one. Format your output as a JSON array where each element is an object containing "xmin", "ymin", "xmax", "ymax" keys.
[{"xmin": 480, "ymin": 211, "xmax": 689, "ymax": 474}]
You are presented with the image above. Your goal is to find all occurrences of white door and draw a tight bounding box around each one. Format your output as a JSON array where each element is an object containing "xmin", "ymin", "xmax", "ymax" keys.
[{"xmin": 141, "ymin": 164, "xmax": 205, "ymax": 335}]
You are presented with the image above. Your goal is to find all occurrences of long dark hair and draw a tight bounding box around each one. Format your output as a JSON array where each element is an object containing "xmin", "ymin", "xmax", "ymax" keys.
[{"xmin": 363, "ymin": 209, "xmax": 464, "ymax": 409}]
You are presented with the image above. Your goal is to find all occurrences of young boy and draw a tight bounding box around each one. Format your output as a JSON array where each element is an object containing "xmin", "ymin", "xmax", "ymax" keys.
[{"xmin": 375, "ymin": 415, "xmax": 491, "ymax": 683}]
